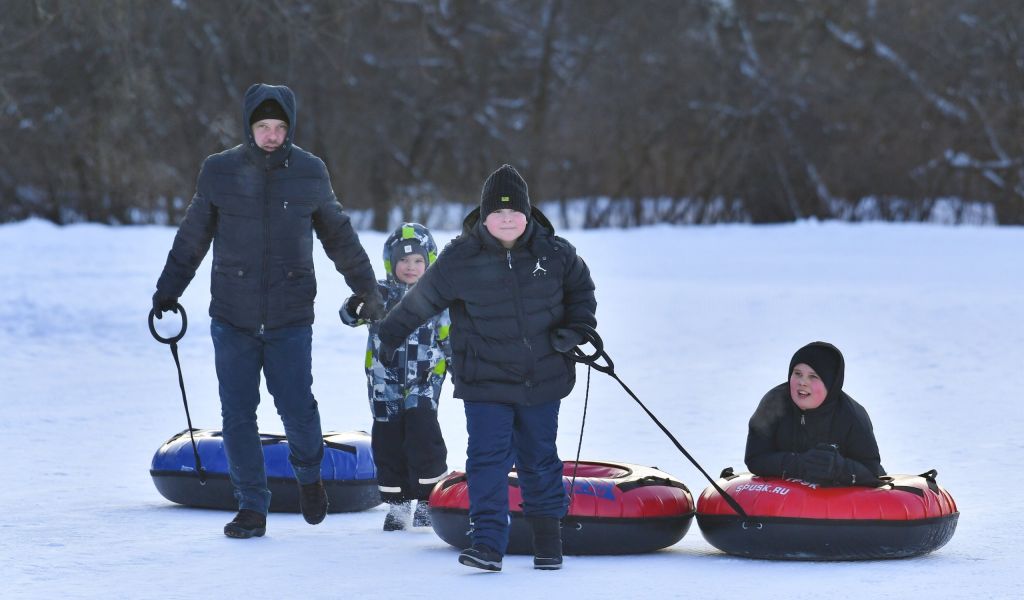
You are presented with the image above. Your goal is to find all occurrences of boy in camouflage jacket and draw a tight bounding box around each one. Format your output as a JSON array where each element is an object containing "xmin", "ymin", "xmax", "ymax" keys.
[{"xmin": 341, "ymin": 222, "xmax": 452, "ymax": 530}]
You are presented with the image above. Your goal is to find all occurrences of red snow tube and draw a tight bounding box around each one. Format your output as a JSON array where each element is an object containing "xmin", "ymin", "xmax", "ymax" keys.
[
  {"xmin": 429, "ymin": 460, "xmax": 694, "ymax": 555},
  {"xmin": 696, "ymin": 468, "xmax": 959, "ymax": 560}
]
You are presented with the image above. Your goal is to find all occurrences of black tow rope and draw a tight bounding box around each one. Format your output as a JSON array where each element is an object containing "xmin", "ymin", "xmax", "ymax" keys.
[
  {"xmin": 565, "ymin": 324, "xmax": 748, "ymax": 520},
  {"xmin": 148, "ymin": 303, "xmax": 206, "ymax": 484},
  {"xmin": 566, "ymin": 360, "xmax": 593, "ymax": 509}
]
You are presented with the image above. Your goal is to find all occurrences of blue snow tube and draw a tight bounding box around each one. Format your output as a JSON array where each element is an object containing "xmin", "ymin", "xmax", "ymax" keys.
[{"xmin": 150, "ymin": 429, "xmax": 381, "ymax": 513}]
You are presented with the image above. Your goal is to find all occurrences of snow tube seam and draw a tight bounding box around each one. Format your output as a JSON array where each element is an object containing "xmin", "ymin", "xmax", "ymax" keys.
[
  {"xmin": 151, "ymin": 471, "xmax": 379, "ymax": 487},
  {"xmin": 432, "ymin": 506, "xmax": 695, "ymax": 524},
  {"xmin": 698, "ymin": 513, "xmax": 957, "ymax": 528}
]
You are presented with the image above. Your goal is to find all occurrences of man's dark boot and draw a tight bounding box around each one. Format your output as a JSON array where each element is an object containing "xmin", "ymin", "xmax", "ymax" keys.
[
  {"xmin": 224, "ymin": 509, "xmax": 267, "ymax": 539},
  {"xmin": 383, "ymin": 501, "xmax": 412, "ymax": 531},
  {"xmin": 299, "ymin": 479, "xmax": 329, "ymax": 525},
  {"xmin": 528, "ymin": 517, "xmax": 563, "ymax": 570},
  {"xmin": 458, "ymin": 544, "xmax": 503, "ymax": 571}
]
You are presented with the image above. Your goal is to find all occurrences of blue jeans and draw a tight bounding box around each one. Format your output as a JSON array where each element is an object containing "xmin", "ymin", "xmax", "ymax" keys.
[
  {"xmin": 211, "ymin": 318, "xmax": 324, "ymax": 514},
  {"xmin": 464, "ymin": 399, "xmax": 567, "ymax": 554}
]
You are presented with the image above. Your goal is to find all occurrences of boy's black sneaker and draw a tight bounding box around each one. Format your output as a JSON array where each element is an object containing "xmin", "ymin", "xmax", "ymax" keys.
[
  {"xmin": 299, "ymin": 479, "xmax": 329, "ymax": 525},
  {"xmin": 412, "ymin": 501, "xmax": 431, "ymax": 527},
  {"xmin": 223, "ymin": 509, "xmax": 266, "ymax": 539},
  {"xmin": 383, "ymin": 501, "xmax": 412, "ymax": 531},
  {"xmin": 458, "ymin": 544, "xmax": 503, "ymax": 571}
]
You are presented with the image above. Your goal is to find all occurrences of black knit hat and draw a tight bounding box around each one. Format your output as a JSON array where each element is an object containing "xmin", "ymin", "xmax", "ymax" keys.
[
  {"xmin": 480, "ymin": 164, "xmax": 530, "ymax": 219},
  {"xmin": 249, "ymin": 99, "xmax": 290, "ymax": 126},
  {"xmin": 789, "ymin": 342, "xmax": 842, "ymax": 392}
]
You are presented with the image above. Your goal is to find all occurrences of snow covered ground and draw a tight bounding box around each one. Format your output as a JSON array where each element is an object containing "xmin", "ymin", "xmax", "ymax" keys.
[{"xmin": 1, "ymin": 218, "xmax": 1021, "ymax": 599}]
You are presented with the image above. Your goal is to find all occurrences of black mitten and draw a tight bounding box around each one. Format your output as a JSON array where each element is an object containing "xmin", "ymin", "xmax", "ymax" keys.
[
  {"xmin": 151, "ymin": 291, "xmax": 179, "ymax": 319},
  {"xmin": 798, "ymin": 444, "xmax": 841, "ymax": 483},
  {"xmin": 550, "ymin": 328, "xmax": 583, "ymax": 353},
  {"xmin": 358, "ymin": 293, "xmax": 387, "ymax": 322}
]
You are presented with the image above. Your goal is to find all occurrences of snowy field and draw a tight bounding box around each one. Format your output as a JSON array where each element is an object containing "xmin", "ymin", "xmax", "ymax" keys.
[{"xmin": 1, "ymin": 218, "xmax": 1022, "ymax": 599}]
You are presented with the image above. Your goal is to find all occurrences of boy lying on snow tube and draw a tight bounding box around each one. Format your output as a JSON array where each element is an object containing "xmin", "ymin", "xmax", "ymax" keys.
[
  {"xmin": 697, "ymin": 342, "xmax": 957, "ymax": 561},
  {"xmin": 744, "ymin": 341, "xmax": 885, "ymax": 487}
]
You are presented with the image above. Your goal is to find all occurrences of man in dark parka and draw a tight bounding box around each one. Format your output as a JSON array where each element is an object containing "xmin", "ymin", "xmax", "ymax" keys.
[{"xmin": 152, "ymin": 83, "xmax": 385, "ymax": 538}]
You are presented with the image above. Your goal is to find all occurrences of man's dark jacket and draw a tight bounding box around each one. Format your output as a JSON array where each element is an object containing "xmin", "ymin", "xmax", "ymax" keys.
[
  {"xmin": 156, "ymin": 84, "xmax": 377, "ymax": 331},
  {"xmin": 745, "ymin": 342, "xmax": 885, "ymax": 486},
  {"xmin": 377, "ymin": 207, "xmax": 597, "ymax": 405}
]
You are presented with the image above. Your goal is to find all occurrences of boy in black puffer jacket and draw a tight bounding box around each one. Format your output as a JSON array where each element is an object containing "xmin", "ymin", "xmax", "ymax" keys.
[
  {"xmin": 377, "ymin": 165, "xmax": 597, "ymax": 571},
  {"xmin": 745, "ymin": 341, "xmax": 886, "ymax": 487}
]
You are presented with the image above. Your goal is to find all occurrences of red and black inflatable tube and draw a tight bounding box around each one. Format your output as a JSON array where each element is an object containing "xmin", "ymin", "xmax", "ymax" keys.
[
  {"xmin": 696, "ymin": 468, "xmax": 959, "ymax": 560},
  {"xmin": 150, "ymin": 429, "xmax": 381, "ymax": 513},
  {"xmin": 429, "ymin": 460, "xmax": 695, "ymax": 555}
]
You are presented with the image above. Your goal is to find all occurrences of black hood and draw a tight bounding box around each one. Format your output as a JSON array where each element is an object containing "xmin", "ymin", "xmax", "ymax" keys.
[
  {"xmin": 790, "ymin": 341, "xmax": 846, "ymax": 408},
  {"xmin": 461, "ymin": 205, "xmax": 556, "ymax": 254},
  {"xmin": 461, "ymin": 205, "xmax": 555, "ymax": 236},
  {"xmin": 242, "ymin": 83, "xmax": 297, "ymax": 157}
]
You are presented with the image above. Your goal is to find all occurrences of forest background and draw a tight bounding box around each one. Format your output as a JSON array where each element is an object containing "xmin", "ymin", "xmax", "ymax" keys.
[{"xmin": 2, "ymin": 0, "xmax": 1022, "ymax": 229}]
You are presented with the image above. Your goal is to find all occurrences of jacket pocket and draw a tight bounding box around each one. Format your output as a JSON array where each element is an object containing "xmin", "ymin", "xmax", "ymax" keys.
[
  {"xmin": 211, "ymin": 261, "xmax": 251, "ymax": 305},
  {"xmin": 281, "ymin": 264, "xmax": 316, "ymax": 306},
  {"xmin": 212, "ymin": 261, "xmax": 250, "ymax": 281},
  {"xmin": 279, "ymin": 198, "xmax": 316, "ymax": 217},
  {"xmin": 459, "ymin": 335, "xmax": 526, "ymax": 385},
  {"xmin": 283, "ymin": 264, "xmax": 314, "ymax": 281},
  {"xmin": 458, "ymin": 336, "xmax": 480, "ymax": 383}
]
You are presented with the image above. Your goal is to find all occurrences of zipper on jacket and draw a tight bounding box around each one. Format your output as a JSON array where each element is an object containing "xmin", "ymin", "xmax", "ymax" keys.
[
  {"xmin": 259, "ymin": 158, "xmax": 271, "ymax": 333},
  {"xmin": 800, "ymin": 413, "xmax": 806, "ymax": 425},
  {"xmin": 504, "ymin": 247, "xmax": 534, "ymax": 383}
]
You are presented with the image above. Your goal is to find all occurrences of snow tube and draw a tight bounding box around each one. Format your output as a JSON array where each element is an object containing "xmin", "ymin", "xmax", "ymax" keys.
[
  {"xmin": 150, "ymin": 429, "xmax": 381, "ymax": 513},
  {"xmin": 696, "ymin": 468, "xmax": 959, "ymax": 560},
  {"xmin": 430, "ymin": 460, "xmax": 695, "ymax": 554}
]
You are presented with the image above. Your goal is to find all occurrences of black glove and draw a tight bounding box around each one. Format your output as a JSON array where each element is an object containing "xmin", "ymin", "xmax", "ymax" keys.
[
  {"xmin": 798, "ymin": 444, "xmax": 841, "ymax": 484},
  {"xmin": 358, "ymin": 293, "xmax": 386, "ymax": 322},
  {"xmin": 550, "ymin": 328, "xmax": 584, "ymax": 353},
  {"xmin": 378, "ymin": 339, "xmax": 399, "ymax": 368},
  {"xmin": 151, "ymin": 291, "xmax": 179, "ymax": 319}
]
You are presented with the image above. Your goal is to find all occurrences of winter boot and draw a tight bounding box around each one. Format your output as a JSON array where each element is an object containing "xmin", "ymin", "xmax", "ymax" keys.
[
  {"xmin": 383, "ymin": 501, "xmax": 412, "ymax": 531},
  {"xmin": 299, "ymin": 479, "xmax": 329, "ymax": 525},
  {"xmin": 412, "ymin": 500, "xmax": 431, "ymax": 527},
  {"xmin": 223, "ymin": 509, "xmax": 267, "ymax": 539},
  {"xmin": 458, "ymin": 544, "xmax": 503, "ymax": 571},
  {"xmin": 529, "ymin": 517, "xmax": 563, "ymax": 570}
]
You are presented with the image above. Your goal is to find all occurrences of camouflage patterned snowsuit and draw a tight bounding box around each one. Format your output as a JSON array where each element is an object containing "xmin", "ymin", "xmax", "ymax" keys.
[{"xmin": 341, "ymin": 223, "xmax": 451, "ymax": 502}]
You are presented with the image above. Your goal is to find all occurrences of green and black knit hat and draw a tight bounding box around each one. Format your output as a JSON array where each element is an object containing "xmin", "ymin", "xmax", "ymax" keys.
[{"xmin": 383, "ymin": 223, "xmax": 438, "ymax": 281}]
